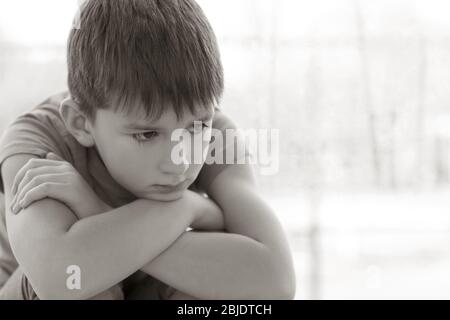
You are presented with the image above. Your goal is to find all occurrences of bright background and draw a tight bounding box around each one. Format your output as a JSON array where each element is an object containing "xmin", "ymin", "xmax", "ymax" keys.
[{"xmin": 2, "ymin": 0, "xmax": 450, "ymax": 299}]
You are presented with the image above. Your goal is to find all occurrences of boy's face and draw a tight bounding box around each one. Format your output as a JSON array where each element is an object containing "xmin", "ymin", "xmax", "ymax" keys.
[{"xmin": 88, "ymin": 103, "xmax": 214, "ymax": 202}]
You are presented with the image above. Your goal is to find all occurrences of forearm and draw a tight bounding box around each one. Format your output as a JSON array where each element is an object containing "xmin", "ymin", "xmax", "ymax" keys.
[
  {"xmin": 141, "ymin": 231, "xmax": 286, "ymax": 300},
  {"xmin": 141, "ymin": 179, "xmax": 295, "ymax": 300},
  {"xmin": 16, "ymin": 198, "xmax": 193, "ymax": 299}
]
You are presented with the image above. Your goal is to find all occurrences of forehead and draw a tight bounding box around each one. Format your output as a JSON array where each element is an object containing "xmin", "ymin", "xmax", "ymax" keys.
[
  {"xmin": 126, "ymin": 104, "xmax": 213, "ymax": 122},
  {"xmin": 98, "ymin": 103, "xmax": 215, "ymax": 130}
]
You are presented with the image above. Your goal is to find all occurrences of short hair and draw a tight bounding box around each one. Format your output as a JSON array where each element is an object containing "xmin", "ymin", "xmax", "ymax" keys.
[{"xmin": 67, "ymin": 0, "xmax": 224, "ymax": 122}]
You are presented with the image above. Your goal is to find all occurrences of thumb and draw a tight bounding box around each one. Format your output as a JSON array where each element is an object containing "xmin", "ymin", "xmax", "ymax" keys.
[{"xmin": 46, "ymin": 152, "xmax": 64, "ymax": 161}]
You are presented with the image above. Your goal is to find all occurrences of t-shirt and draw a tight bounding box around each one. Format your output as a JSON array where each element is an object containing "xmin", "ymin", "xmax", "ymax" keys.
[{"xmin": 0, "ymin": 91, "xmax": 245, "ymax": 288}]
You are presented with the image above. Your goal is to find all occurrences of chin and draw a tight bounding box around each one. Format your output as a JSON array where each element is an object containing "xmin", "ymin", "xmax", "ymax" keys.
[{"xmin": 143, "ymin": 190, "xmax": 185, "ymax": 202}]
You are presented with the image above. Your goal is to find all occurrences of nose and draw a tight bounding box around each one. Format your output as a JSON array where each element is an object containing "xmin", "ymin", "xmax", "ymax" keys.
[
  {"xmin": 159, "ymin": 156, "xmax": 189, "ymax": 177},
  {"xmin": 159, "ymin": 141, "xmax": 190, "ymax": 178}
]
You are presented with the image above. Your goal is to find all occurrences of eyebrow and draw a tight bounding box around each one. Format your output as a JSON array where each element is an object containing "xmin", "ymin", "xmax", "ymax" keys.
[{"xmin": 124, "ymin": 111, "xmax": 215, "ymax": 131}]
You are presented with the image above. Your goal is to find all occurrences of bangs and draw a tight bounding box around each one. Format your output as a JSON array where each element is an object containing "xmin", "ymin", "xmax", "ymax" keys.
[{"xmin": 109, "ymin": 87, "xmax": 216, "ymax": 123}]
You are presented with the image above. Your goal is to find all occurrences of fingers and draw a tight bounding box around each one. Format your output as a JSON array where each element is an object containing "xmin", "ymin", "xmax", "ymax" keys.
[
  {"xmin": 11, "ymin": 173, "xmax": 68, "ymax": 214},
  {"xmin": 12, "ymin": 165, "xmax": 67, "ymax": 206},
  {"xmin": 46, "ymin": 152, "xmax": 65, "ymax": 161},
  {"xmin": 13, "ymin": 181, "xmax": 66, "ymax": 213},
  {"xmin": 12, "ymin": 157, "xmax": 67, "ymax": 195}
]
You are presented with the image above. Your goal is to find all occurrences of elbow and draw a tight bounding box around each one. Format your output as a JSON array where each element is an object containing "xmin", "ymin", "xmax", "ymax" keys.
[
  {"xmin": 38, "ymin": 289, "xmax": 94, "ymax": 300},
  {"xmin": 277, "ymin": 260, "xmax": 296, "ymax": 300},
  {"xmin": 276, "ymin": 260, "xmax": 296, "ymax": 300},
  {"xmin": 18, "ymin": 245, "xmax": 93, "ymax": 300},
  {"xmin": 260, "ymin": 271, "xmax": 296, "ymax": 300},
  {"xmin": 235, "ymin": 243, "xmax": 296, "ymax": 300},
  {"xmin": 27, "ymin": 264, "xmax": 92, "ymax": 300},
  {"xmin": 32, "ymin": 267, "xmax": 99, "ymax": 300},
  {"xmin": 276, "ymin": 278, "xmax": 296, "ymax": 300},
  {"xmin": 24, "ymin": 270, "xmax": 86, "ymax": 300},
  {"xmin": 261, "ymin": 251, "xmax": 296, "ymax": 300},
  {"xmin": 249, "ymin": 276, "xmax": 295, "ymax": 300},
  {"xmin": 31, "ymin": 264, "xmax": 97, "ymax": 300},
  {"xmin": 36, "ymin": 286, "xmax": 87, "ymax": 300}
]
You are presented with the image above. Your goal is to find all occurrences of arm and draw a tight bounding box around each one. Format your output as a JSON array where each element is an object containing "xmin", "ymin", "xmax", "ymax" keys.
[
  {"xmin": 2, "ymin": 154, "xmax": 207, "ymax": 299},
  {"xmin": 141, "ymin": 163, "xmax": 296, "ymax": 300}
]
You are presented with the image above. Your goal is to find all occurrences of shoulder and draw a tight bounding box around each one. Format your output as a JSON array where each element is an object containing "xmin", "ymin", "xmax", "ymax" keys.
[
  {"xmin": 28, "ymin": 91, "xmax": 69, "ymax": 124},
  {"xmin": 2, "ymin": 91, "xmax": 70, "ymax": 137},
  {"xmin": 0, "ymin": 91, "xmax": 77, "ymax": 192}
]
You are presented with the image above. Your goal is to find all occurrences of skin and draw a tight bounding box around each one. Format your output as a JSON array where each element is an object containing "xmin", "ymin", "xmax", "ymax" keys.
[
  {"xmin": 2, "ymin": 98, "xmax": 296, "ymax": 299},
  {"xmin": 82, "ymin": 101, "xmax": 215, "ymax": 203}
]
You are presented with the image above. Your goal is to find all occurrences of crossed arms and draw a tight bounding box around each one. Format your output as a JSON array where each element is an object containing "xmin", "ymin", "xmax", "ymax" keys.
[{"xmin": 1, "ymin": 154, "xmax": 295, "ymax": 300}]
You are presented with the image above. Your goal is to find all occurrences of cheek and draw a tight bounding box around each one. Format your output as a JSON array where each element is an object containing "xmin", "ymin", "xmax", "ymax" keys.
[
  {"xmin": 98, "ymin": 138, "xmax": 150, "ymax": 184},
  {"xmin": 103, "ymin": 139, "xmax": 135, "ymax": 165}
]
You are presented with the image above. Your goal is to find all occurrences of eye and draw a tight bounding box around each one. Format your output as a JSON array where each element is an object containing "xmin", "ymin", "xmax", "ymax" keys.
[
  {"xmin": 189, "ymin": 122, "xmax": 210, "ymax": 134},
  {"xmin": 132, "ymin": 131, "xmax": 159, "ymax": 143}
]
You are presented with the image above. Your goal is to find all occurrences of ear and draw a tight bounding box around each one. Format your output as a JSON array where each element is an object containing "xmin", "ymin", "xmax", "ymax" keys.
[{"xmin": 59, "ymin": 97, "xmax": 95, "ymax": 147}]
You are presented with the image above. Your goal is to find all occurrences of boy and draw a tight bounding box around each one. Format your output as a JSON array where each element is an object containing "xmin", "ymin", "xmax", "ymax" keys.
[{"xmin": 0, "ymin": 0, "xmax": 295, "ymax": 299}]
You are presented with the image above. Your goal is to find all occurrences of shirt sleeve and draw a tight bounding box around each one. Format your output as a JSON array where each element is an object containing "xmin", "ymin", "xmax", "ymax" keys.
[
  {"xmin": 0, "ymin": 111, "xmax": 69, "ymax": 194},
  {"xmin": 195, "ymin": 108, "xmax": 251, "ymax": 191},
  {"xmin": 0, "ymin": 192, "xmax": 18, "ymax": 289}
]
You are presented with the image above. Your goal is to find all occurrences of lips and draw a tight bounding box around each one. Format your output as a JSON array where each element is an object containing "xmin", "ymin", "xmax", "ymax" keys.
[{"xmin": 153, "ymin": 180, "xmax": 187, "ymax": 193}]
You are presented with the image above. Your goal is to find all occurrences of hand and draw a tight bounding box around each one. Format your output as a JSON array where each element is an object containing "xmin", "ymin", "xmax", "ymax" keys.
[
  {"xmin": 183, "ymin": 189, "xmax": 225, "ymax": 231},
  {"xmin": 10, "ymin": 152, "xmax": 110, "ymax": 219}
]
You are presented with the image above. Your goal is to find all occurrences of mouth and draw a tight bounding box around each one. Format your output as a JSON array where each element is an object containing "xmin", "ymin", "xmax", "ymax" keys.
[{"xmin": 152, "ymin": 180, "xmax": 188, "ymax": 194}]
